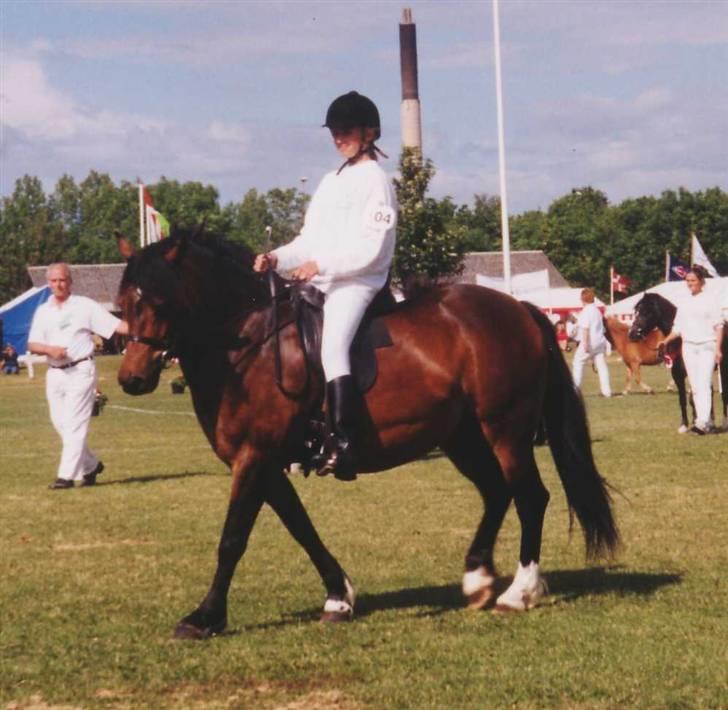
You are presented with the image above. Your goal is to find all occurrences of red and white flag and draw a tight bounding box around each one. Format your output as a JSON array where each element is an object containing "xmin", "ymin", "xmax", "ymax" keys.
[
  {"xmin": 611, "ymin": 270, "xmax": 631, "ymax": 294},
  {"xmin": 139, "ymin": 183, "xmax": 169, "ymax": 246}
]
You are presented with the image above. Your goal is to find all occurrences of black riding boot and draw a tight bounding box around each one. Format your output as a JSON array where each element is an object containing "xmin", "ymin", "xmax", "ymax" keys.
[{"xmin": 319, "ymin": 375, "xmax": 359, "ymax": 481}]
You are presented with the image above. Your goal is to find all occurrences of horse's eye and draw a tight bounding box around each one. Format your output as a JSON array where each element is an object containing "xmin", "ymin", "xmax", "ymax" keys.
[{"xmin": 136, "ymin": 287, "xmax": 143, "ymax": 297}]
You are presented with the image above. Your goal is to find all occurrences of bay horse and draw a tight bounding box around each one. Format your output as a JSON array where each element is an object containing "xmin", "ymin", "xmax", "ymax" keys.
[
  {"xmin": 115, "ymin": 230, "xmax": 619, "ymax": 638},
  {"xmin": 630, "ymin": 292, "xmax": 728, "ymax": 431},
  {"xmin": 603, "ymin": 316, "xmax": 668, "ymax": 395}
]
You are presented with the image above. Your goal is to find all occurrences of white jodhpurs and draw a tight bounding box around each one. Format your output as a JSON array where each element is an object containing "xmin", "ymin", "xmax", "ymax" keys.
[
  {"xmin": 321, "ymin": 283, "xmax": 377, "ymax": 382},
  {"xmin": 46, "ymin": 360, "xmax": 100, "ymax": 481},
  {"xmin": 572, "ymin": 347, "xmax": 612, "ymax": 397},
  {"xmin": 682, "ymin": 340, "xmax": 717, "ymax": 428}
]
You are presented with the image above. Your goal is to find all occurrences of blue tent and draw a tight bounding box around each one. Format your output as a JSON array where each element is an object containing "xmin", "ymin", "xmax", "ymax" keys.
[{"xmin": 0, "ymin": 286, "xmax": 51, "ymax": 353}]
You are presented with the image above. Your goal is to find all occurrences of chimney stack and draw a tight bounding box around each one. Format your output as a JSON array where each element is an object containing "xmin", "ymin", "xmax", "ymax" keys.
[{"xmin": 399, "ymin": 8, "xmax": 422, "ymax": 151}]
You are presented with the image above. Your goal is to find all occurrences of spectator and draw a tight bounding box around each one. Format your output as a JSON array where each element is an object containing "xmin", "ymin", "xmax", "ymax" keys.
[
  {"xmin": 2, "ymin": 343, "xmax": 20, "ymax": 374},
  {"xmin": 661, "ymin": 266, "xmax": 724, "ymax": 434},
  {"xmin": 27, "ymin": 263, "xmax": 129, "ymax": 489},
  {"xmin": 572, "ymin": 288, "xmax": 612, "ymax": 397}
]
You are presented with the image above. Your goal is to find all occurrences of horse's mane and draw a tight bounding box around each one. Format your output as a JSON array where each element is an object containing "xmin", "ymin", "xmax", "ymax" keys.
[{"xmin": 121, "ymin": 227, "xmax": 265, "ymax": 306}]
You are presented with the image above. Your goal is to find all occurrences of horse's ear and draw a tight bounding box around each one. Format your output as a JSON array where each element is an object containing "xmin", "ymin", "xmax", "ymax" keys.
[
  {"xmin": 116, "ymin": 232, "xmax": 136, "ymax": 261},
  {"xmin": 163, "ymin": 231, "xmax": 188, "ymax": 264}
]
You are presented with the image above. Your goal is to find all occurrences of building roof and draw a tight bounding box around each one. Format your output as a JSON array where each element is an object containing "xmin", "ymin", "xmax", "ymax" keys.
[
  {"xmin": 27, "ymin": 264, "xmax": 125, "ymax": 311},
  {"xmin": 458, "ymin": 251, "xmax": 570, "ymax": 288}
]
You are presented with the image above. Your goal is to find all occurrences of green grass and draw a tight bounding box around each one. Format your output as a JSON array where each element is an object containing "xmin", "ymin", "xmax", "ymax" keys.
[{"xmin": 1, "ymin": 355, "xmax": 727, "ymax": 708}]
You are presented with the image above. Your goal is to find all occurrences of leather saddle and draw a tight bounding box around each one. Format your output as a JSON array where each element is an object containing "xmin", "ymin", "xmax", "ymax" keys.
[{"xmin": 288, "ymin": 281, "xmax": 396, "ymax": 393}]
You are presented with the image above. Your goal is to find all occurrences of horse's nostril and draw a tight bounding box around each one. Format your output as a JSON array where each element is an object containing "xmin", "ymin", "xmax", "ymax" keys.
[{"xmin": 121, "ymin": 376, "xmax": 149, "ymax": 396}]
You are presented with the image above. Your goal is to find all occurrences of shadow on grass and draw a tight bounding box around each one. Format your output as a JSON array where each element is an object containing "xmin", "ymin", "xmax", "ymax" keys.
[
  {"xmin": 99, "ymin": 470, "xmax": 223, "ymax": 486},
  {"xmin": 238, "ymin": 566, "xmax": 681, "ymax": 630}
]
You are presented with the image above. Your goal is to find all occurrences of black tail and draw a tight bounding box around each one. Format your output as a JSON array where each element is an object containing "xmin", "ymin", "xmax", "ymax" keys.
[{"xmin": 522, "ymin": 302, "xmax": 620, "ymax": 559}]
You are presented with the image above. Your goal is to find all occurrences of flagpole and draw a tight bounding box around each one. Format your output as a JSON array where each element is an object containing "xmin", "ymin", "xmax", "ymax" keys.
[
  {"xmin": 492, "ymin": 0, "xmax": 511, "ymax": 295},
  {"xmin": 138, "ymin": 183, "xmax": 145, "ymax": 248},
  {"xmin": 610, "ymin": 266, "xmax": 614, "ymax": 305},
  {"xmin": 665, "ymin": 251, "xmax": 669, "ymax": 282}
]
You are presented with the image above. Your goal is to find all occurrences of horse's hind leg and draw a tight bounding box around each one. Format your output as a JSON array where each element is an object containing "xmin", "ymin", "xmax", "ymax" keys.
[
  {"xmin": 488, "ymin": 435, "xmax": 550, "ymax": 613},
  {"xmin": 441, "ymin": 416, "xmax": 511, "ymax": 610}
]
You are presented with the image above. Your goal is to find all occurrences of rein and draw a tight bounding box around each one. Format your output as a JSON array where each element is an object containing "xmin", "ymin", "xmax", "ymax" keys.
[{"xmin": 268, "ymin": 269, "xmax": 311, "ymax": 399}]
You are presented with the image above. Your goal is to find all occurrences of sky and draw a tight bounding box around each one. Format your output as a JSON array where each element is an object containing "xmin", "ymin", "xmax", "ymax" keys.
[{"xmin": 1, "ymin": 0, "xmax": 727, "ymax": 215}]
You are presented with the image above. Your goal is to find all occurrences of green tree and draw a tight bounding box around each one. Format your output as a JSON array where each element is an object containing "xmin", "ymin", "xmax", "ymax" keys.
[
  {"xmin": 393, "ymin": 148, "xmax": 466, "ymax": 296},
  {"xmin": 454, "ymin": 194, "xmax": 502, "ymax": 252},
  {"xmin": 0, "ymin": 176, "xmax": 65, "ymax": 302}
]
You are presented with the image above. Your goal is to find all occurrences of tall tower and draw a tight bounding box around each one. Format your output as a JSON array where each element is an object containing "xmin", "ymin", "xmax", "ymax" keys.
[{"xmin": 399, "ymin": 7, "xmax": 422, "ymax": 151}]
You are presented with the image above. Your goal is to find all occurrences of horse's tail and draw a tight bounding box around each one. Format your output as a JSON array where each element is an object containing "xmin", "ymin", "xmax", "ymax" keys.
[{"xmin": 522, "ymin": 302, "xmax": 620, "ymax": 559}]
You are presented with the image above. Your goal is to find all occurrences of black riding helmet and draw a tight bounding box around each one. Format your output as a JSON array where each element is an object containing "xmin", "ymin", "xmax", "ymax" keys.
[{"xmin": 323, "ymin": 91, "xmax": 381, "ymax": 141}]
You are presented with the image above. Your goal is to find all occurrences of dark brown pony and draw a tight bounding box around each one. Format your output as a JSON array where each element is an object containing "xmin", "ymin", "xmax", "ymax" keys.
[
  {"xmin": 630, "ymin": 292, "xmax": 727, "ymax": 430},
  {"xmin": 115, "ymin": 230, "xmax": 618, "ymax": 638},
  {"xmin": 603, "ymin": 316, "xmax": 668, "ymax": 395}
]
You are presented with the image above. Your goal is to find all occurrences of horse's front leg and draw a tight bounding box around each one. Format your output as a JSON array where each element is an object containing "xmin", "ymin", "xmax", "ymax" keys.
[
  {"xmin": 263, "ymin": 470, "xmax": 354, "ymax": 622},
  {"xmin": 174, "ymin": 449, "xmax": 266, "ymax": 639}
]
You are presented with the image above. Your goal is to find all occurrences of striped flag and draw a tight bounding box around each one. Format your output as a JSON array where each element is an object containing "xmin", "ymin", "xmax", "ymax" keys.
[{"xmin": 139, "ymin": 184, "xmax": 169, "ymax": 246}]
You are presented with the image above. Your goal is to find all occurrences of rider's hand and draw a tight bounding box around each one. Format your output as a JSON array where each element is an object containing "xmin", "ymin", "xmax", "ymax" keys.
[
  {"xmin": 253, "ymin": 253, "xmax": 277, "ymax": 272},
  {"xmin": 291, "ymin": 261, "xmax": 320, "ymax": 281}
]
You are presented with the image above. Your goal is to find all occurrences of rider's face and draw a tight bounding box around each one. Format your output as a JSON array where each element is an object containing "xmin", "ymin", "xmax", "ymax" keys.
[{"xmin": 330, "ymin": 127, "xmax": 375, "ymax": 161}]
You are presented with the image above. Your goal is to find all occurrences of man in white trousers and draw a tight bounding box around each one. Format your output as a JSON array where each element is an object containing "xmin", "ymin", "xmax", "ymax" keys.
[
  {"xmin": 572, "ymin": 288, "xmax": 612, "ymax": 397},
  {"xmin": 28, "ymin": 263, "xmax": 129, "ymax": 489}
]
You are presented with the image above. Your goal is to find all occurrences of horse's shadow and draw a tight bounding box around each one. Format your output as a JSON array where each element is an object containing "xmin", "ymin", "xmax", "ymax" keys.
[
  {"xmin": 97, "ymin": 470, "xmax": 221, "ymax": 486},
  {"xmin": 240, "ymin": 566, "xmax": 681, "ymax": 630}
]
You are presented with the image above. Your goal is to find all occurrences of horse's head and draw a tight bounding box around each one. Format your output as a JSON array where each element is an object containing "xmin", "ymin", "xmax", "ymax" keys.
[
  {"xmin": 629, "ymin": 293, "xmax": 676, "ymax": 341},
  {"xmin": 116, "ymin": 233, "xmax": 190, "ymax": 395}
]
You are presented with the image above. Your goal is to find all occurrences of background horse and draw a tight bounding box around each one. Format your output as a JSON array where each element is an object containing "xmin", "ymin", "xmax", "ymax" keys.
[
  {"xmin": 115, "ymin": 230, "xmax": 618, "ymax": 638},
  {"xmin": 630, "ymin": 292, "xmax": 728, "ymax": 431},
  {"xmin": 603, "ymin": 316, "xmax": 666, "ymax": 395}
]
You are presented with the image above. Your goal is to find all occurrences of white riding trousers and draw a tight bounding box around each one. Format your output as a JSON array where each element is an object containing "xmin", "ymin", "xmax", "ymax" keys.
[{"xmin": 321, "ymin": 283, "xmax": 378, "ymax": 382}]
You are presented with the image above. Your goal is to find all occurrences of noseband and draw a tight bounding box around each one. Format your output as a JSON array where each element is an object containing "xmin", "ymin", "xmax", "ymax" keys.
[{"xmin": 127, "ymin": 333, "xmax": 176, "ymax": 360}]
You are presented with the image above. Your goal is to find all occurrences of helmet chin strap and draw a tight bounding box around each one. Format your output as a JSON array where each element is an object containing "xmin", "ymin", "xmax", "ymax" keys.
[{"xmin": 336, "ymin": 142, "xmax": 388, "ymax": 175}]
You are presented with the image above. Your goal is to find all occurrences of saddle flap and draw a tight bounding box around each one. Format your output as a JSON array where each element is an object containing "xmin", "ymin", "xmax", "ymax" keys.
[{"xmin": 290, "ymin": 282, "xmax": 394, "ymax": 393}]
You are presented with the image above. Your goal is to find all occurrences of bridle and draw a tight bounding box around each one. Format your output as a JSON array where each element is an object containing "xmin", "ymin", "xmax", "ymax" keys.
[{"xmin": 126, "ymin": 333, "xmax": 176, "ymax": 361}]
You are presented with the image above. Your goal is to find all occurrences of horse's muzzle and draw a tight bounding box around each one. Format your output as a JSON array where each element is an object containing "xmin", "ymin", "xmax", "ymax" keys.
[{"xmin": 119, "ymin": 374, "xmax": 157, "ymax": 396}]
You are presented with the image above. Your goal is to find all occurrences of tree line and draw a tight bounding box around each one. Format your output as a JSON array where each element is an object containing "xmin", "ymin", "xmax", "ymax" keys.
[{"xmin": 1, "ymin": 158, "xmax": 726, "ymax": 305}]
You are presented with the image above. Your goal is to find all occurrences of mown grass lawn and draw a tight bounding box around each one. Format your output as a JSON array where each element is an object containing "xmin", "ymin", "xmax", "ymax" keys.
[{"xmin": 1, "ymin": 354, "xmax": 726, "ymax": 709}]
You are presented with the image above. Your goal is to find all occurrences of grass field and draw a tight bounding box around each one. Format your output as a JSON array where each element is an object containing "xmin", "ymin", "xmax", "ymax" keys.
[{"xmin": 1, "ymin": 354, "xmax": 727, "ymax": 709}]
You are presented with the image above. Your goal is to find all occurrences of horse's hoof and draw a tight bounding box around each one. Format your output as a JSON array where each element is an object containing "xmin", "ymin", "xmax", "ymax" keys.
[
  {"xmin": 320, "ymin": 609, "xmax": 353, "ymax": 623},
  {"xmin": 320, "ymin": 576, "xmax": 355, "ymax": 622},
  {"xmin": 466, "ymin": 585, "xmax": 495, "ymax": 610},
  {"xmin": 462, "ymin": 567, "xmax": 495, "ymax": 610},
  {"xmin": 173, "ymin": 615, "xmax": 226, "ymax": 640},
  {"xmin": 677, "ymin": 425, "xmax": 689, "ymax": 434},
  {"xmin": 493, "ymin": 562, "xmax": 547, "ymax": 613},
  {"xmin": 173, "ymin": 622, "xmax": 215, "ymax": 640}
]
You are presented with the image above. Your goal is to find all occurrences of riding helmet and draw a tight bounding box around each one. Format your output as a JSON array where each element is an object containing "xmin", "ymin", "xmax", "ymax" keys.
[{"xmin": 323, "ymin": 91, "xmax": 381, "ymax": 140}]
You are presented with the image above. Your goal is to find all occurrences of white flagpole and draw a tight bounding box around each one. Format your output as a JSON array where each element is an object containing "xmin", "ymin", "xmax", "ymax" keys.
[
  {"xmin": 492, "ymin": 0, "xmax": 511, "ymax": 294},
  {"xmin": 138, "ymin": 183, "xmax": 146, "ymax": 247},
  {"xmin": 610, "ymin": 266, "xmax": 614, "ymax": 305},
  {"xmin": 665, "ymin": 251, "xmax": 669, "ymax": 282}
]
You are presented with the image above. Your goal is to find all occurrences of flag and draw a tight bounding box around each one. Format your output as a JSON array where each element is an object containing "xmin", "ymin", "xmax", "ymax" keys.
[
  {"xmin": 691, "ymin": 233, "xmax": 719, "ymax": 277},
  {"xmin": 139, "ymin": 183, "xmax": 169, "ymax": 246},
  {"xmin": 611, "ymin": 270, "xmax": 631, "ymax": 294},
  {"xmin": 666, "ymin": 253, "xmax": 689, "ymax": 281}
]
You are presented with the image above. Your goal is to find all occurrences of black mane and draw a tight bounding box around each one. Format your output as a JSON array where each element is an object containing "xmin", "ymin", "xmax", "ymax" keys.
[{"xmin": 121, "ymin": 228, "xmax": 267, "ymax": 308}]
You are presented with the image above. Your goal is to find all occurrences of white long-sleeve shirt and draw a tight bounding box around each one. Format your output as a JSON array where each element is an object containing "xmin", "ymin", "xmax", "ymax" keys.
[
  {"xmin": 272, "ymin": 160, "xmax": 397, "ymax": 292},
  {"xmin": 673, "ymin": 290, "xmax": 723, "ymax": 344}
]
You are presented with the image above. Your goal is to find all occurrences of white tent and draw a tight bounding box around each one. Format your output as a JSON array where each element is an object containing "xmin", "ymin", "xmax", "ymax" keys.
[
  {"xmin": 606, "ymin": 277, "xmax": 728, "ymax": 321},
  {"xmin": 521, "ymin": 287, "xmax": 605, "ymax": 317}
]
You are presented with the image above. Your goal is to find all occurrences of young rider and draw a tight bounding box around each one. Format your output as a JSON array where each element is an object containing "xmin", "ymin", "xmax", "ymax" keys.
[{"xmin": 253, "ymin": 91, "xmax": 398, "ymax": 480}]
